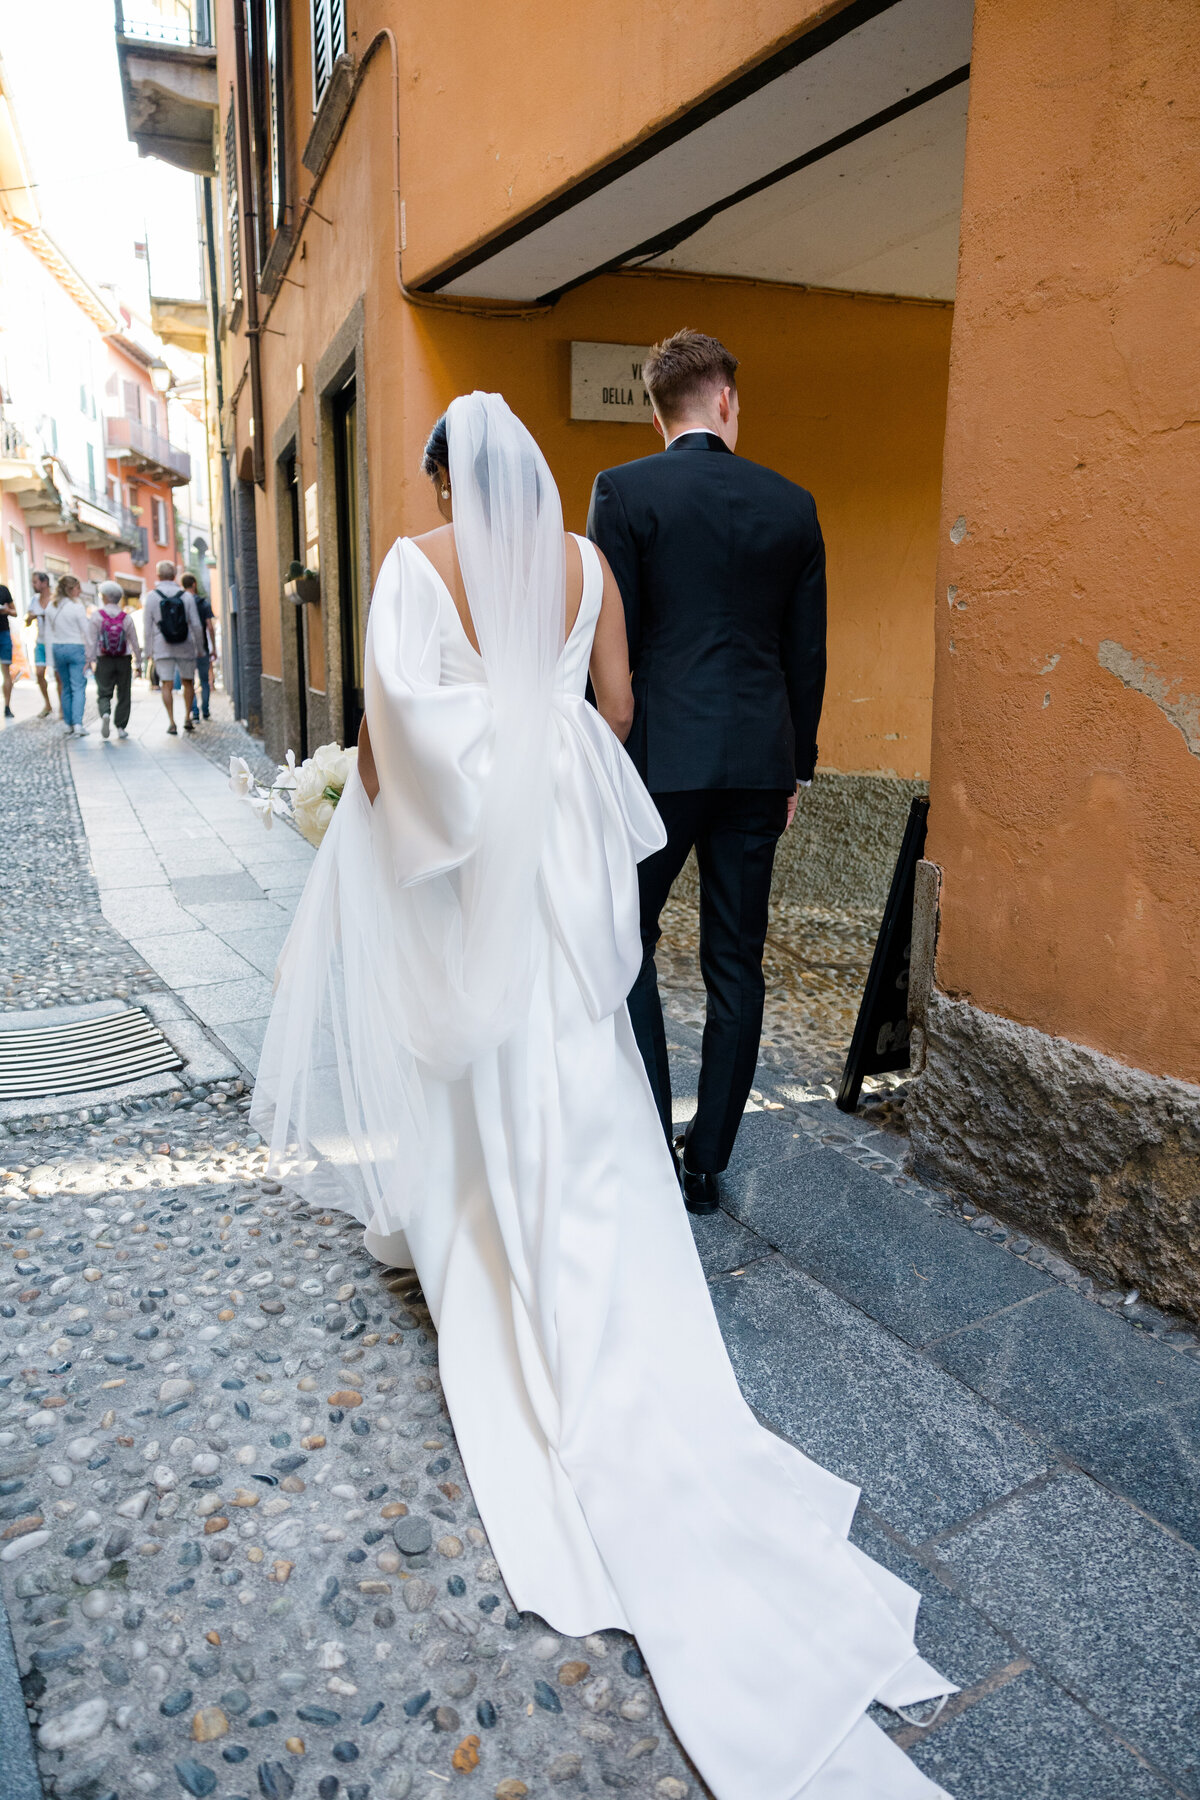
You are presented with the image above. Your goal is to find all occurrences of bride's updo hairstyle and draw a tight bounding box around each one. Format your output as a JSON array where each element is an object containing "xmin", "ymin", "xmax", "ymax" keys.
[{"xmin": 421, "ymin": 414, "xmax": 449, "ymax": 481}]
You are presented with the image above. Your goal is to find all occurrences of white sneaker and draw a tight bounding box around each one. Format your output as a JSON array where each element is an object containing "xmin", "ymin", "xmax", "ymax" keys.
[
  {"xmin": 75, "ymin": 724, "xmax": 89, "ymax": 737},
  {"xmin": 117, "ymin": 728, "xmax": 129, "ymax": 740},
  {"xmin": 64, "ymin": 725, "xmax": 75, "ymax": 736},
  {"xmin": 101, "ymin": 715, "xmax": 111, "ymax": 738}
]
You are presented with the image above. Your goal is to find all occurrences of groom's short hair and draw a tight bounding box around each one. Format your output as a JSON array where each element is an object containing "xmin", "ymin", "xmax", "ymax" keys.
[{"xmin": 642, "ymin": 329, "xmax": 739, "ymax": 424}]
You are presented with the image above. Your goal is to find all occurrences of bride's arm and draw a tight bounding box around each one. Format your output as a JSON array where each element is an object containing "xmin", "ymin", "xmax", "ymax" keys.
[
  {"xmin": 357, "ymin": 716, "xmax": 380, "ymax": 803},
  {"xmin": 589, "ymin": 549, "xmax": 635, "ymax": 743}
]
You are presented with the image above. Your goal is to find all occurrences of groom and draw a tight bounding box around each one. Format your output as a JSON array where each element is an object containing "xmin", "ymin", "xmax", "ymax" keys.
[{"xmin": 587, "ymin": 328, "xmax": 827, "ymax": 1213}]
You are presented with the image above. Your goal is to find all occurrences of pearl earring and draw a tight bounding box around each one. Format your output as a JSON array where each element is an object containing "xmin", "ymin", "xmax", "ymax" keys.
[{"xmin": 441, "ymin": 486, "xmax": 449, "ymax": 499}]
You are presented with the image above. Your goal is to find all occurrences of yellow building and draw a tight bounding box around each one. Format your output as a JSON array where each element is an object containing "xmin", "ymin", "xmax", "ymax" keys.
[{"xmin": 118, "ymin": 0, "xmax": 1200, "ymax": 1313}]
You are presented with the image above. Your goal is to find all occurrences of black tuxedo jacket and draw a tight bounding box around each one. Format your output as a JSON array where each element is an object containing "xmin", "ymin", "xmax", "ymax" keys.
[{"xmin": 586, "ymin": 431, "xmax": 826, "ymax": 793}]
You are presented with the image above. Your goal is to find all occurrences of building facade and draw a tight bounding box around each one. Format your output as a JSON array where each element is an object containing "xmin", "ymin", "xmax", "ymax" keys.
[
  {"xmin": 0, "ymin": 59, "xmax": 206, "ymax": 620},
  {"xmin": 129, "ymin": 0, "xmax": 1199, "ymax": 1311}
]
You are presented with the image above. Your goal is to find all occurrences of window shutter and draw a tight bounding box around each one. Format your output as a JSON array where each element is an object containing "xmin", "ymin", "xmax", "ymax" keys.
[
  {"xmin": 225, "ymin": 102, "xmax": 242, "ymax": 302},
  {"xmin": 312, "ymin": 0, "xmax": 345, "ymax": 106},
  {"xmin": 123, "ymin": 381, "xmax": 140, "ymax": 421},
  {"xmin": 312, "ymin": 0, "xmax": 329, "ymax": 104}
]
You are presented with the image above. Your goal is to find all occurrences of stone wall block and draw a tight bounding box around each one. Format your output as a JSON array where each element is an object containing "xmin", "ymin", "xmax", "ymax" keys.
[{"xmin": 909, "ymin": 991, "xmax": 1200, "ymax": 1320}]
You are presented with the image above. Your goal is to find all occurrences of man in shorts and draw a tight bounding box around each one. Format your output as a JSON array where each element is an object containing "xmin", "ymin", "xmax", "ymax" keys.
[
  {"xmin": 142, "ymin": 561, "xmax": 205, "ymax": 735},
  {"xmin": 0, "ymin": 580, "xmax": 16, "ymax": 718},
  {"xmin": 25, "ymin": 569, "xmax": 55, "ymax": 717},
  {"xmin": 181, "ymin": 572, "xmax": 217, "ymax": 720}
]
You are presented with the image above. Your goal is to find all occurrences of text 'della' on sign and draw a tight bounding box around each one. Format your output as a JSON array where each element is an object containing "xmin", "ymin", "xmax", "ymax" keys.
[{"xmin": 570, "ymin": 343, "xmax": 654, "ymax": 423}]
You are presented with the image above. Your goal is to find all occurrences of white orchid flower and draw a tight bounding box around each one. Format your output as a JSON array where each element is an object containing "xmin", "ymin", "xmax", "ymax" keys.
[{"xmin": 228, "ymin": 755, "xmax": 253, "ymax": 797}]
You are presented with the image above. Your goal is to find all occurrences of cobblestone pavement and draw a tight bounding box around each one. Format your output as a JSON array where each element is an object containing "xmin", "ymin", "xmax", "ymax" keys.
[
  {"xmin": 0, "ymin": 1103, "xmax": 691, "ymax": 1800},
  {"xmin": 2, "ymin": 674, "xmax": 1198, "ymax": 1800},
  {"xmin": 1, "ymin": 710, "xmax": 165, "ymax": 1016}
]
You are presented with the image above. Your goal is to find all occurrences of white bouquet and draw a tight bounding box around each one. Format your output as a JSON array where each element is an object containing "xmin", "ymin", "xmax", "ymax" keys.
[{"xmin": 229, "ymin": 741, "xmax": 358, "ymax": 848}]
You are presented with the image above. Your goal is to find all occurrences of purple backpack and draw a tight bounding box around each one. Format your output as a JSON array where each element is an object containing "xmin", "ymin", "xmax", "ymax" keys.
[{"xmin": 96, "ymin": 609, "xmax": 127, "ymax": 657}]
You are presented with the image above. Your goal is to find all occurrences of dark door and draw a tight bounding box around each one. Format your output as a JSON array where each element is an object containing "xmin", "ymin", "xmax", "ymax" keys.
[
  {"xmin": 283, "ymin": 451, "xmax": 308, "ymax": 760},
  {"xmin": 332, "ymin": 378, "xmax": 363, "ymax": 746}
]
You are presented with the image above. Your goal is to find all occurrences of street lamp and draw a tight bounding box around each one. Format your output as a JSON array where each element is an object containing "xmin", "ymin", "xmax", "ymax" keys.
[{"xmin": 150, "ymin": 361, "xmax": 173, "ymax": 394}]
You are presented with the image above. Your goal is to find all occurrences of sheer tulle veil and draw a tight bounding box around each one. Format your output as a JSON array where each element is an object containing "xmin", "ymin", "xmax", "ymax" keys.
[{"xmin": 249, "ymin": 392, "xmax": 572, "ymax": 1233}]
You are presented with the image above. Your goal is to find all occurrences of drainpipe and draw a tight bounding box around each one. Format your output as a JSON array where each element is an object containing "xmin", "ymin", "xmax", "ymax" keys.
[
  {"xmin": 232, "ymin": 0, "xmax": 266, "ymax": 488},
  {"xmin": 201, "ymin": 171, "xmax": 238, "ymax": 713}
]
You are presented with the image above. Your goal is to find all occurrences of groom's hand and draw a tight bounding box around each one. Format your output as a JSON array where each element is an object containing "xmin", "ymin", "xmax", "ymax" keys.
[{"xmin": 785, "ymin": 781, "xmax": 811, "ymax": 830}]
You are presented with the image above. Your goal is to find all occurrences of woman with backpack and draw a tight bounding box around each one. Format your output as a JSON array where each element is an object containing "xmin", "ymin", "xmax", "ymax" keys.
[{"xmin": 88, "ymin": 581, "xmax": 143, "ymax": 739}]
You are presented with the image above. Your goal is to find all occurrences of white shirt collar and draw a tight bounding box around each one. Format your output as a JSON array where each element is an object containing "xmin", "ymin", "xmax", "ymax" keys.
[{"xmin": 664, "ymin": 426, "xmax": 719, "ymax": 448}]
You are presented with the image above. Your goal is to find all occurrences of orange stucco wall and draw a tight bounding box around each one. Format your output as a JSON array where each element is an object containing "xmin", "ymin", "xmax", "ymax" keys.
[
  {"xmin": 332, "ymin": 0, "xmax": 849, "ymax": 286},
  {"xmin": 248, "ymin": 262, "xmax": 949, "ymax": 776},
  {"xmin": 223, "ymin": 0, "xmax": 948, "ymax": 772},
  {"xmin": 927, "ymin": 0, "xmax": 1200, "ymax": 1083}
]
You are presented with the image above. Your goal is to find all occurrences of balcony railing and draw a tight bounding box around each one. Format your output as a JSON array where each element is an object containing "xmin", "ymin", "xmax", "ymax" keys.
[
  {"xmin": 79, "ymin": 485, "xmax": 143, "ymax": 544},
  {"xmin": 72, "ymin": 485, "xmax": 147, "ymax": 562},
  {"xmin": 116, "ymin": 2, "xmax": 212, "ymax": 49},
  {"xmin": 104, "ymin": 413, "xmax": 192, "ymax": 486},
  {"xmin": 0, "ymin": 416, "xmax": 30, "ymax": 460}
]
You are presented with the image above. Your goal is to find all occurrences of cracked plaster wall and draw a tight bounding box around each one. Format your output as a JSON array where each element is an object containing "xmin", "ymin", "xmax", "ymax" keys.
[{"xmin": 925, "ymin": 0, "xmax": 1200, "ymax": 1088}]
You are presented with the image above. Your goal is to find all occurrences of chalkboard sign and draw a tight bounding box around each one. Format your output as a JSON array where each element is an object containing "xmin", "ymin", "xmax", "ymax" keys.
[{"xmin": 836, "ymin": 796, "xmax": 929, "ymax": 1113}]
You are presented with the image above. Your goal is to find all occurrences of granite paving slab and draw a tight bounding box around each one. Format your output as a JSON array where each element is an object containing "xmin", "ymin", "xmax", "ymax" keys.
[
  {"xmin": 722, "ymin": 1137, "xmax": 1053, "ymax": 1347},
  {"xmin": 101, "ymin": 892, "xmax": 203, "ymax": 938},
  {"xmin": 932, "ymin": 1471, "xmax": 1200, "ymax": 1795},
  {"xmin": 910, "ymin": 1665, "xmax": 1178, "ymax": 1800},
  {"xmin": 169, "ymin": 873, "xmax": 270, "ymax": 906},
  {"xmin": 689, "ymin": 1207, "xmax": 771, "ymax": 1279},
  {"xmin": 125, "ymin": 932, "xmax": 258, "ymax": 991},
  {"xmin": 216, "ymin": 1015, "xmax": 271, "ymax": 1075},
  {"xmin": 849, "ymin": 1513, "xmax": 1013, "ymax": 1691},
  {"xmin": 183, "ymin": 900, "xmax": 294, "ymax": 934},
  {"xmin": 218, "ymin": 926, "xmax": 289, "ymax": 979},
  {"xmin": 930, "ymin": 1285, "xmax": 1200, "ymax": 1544},
  {"xmin": 174, "ymin": 974, "xmax": 278, "ymax": 1028},
  {"xmin": 711, "ymin": 1255, "xmax": 1048, "ymax": 1539}
]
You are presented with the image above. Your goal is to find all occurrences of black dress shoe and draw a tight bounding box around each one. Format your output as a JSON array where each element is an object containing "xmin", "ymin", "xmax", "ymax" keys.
[{"xmin": 681, "ymin": 1165, "xmax": 720, "ymax": 1215}]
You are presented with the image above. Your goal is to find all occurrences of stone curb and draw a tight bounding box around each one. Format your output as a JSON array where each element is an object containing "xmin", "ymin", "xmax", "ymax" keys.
[{"xmin": 0, "ymin": 1580, "xmax": 44, "ymax": 1800}]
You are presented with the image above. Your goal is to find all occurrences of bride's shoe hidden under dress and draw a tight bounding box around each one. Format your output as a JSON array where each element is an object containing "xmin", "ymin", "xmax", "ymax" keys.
[{"xmin": 253, "ymin": 514, "xmax": 955, "ymax": 1796}]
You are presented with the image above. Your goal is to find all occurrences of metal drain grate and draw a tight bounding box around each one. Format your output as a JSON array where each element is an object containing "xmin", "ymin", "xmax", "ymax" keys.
[{"xmin": 0, "ymin": 1009, "xmax": 184, "ymax": 1099}]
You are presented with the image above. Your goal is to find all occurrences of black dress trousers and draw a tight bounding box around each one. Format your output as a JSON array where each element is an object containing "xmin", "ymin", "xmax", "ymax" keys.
[{"xmin": 627, "ymin": 787, "xmax": 789, "ymax": 1174}]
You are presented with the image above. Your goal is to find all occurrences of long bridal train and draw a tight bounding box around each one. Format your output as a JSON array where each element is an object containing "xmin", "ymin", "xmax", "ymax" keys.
[{"xmin": 250, "ymin": 392, "xmax": 954, "ymax": 1800}]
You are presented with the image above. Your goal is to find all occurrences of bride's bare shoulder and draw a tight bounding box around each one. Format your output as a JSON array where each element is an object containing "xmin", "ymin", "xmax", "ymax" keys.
[
  {"xmin": 408, "ymin": 522, "xmax": 455, "ymax": 547},
  {"xmin": 408, "ymin": 524, "xmax": 457, "ymax": 577}
]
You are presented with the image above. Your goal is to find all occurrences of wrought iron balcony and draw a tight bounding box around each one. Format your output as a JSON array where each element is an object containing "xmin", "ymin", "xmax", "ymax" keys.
[
  {"xmin": 105, "ymin": 413, "xmax": 192, "ymax": 486},
  {"xmin": 117, "ymin": 2, "xmax": 212, "ymax": 48},
  {"xmin": 73, "ymin": 485, "xmax": 147, "ymax": 559},
  {"xmin": 115, "ymin": 2, "xmax": 217, "ymax": 176}
]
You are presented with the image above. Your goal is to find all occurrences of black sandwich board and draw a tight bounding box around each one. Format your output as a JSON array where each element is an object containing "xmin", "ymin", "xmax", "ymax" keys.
[{"xmin": 836, "ymin": 796, "xmax": 929, "ymax": 1113}]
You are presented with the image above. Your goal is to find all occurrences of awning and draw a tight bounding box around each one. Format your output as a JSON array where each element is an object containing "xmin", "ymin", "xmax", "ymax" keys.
[{"xmin": 425, "ymin": 0, "xmax": 972, "ymax": 306}]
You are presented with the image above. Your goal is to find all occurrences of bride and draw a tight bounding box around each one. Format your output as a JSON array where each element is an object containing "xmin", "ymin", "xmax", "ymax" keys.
[{"xmin": 251, "ymin": 391, "xmax": 954, "ymax": 1799}]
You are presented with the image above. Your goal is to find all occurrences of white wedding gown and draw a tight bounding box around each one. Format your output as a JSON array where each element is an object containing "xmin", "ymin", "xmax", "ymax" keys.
[{"xmin": 252, "ymin": 400, "xmax": 953, "ymax": 1800}]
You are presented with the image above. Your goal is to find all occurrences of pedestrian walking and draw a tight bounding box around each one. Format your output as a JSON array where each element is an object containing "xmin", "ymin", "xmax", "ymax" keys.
[
  {"xmin": 26, "ymin": 571, "xmax": 57, "ymax": 717},
  {"xmin": 142, "ymin": 561, "xmax": 204, "ymax": 735},
  {"xmin": 0, "ymin": 580, "xmax": 16, "ymax": 718},
  {"xmin": 88, "ymin": 580, "xmax": 142, "ymax": 739},
  {"xmin": 45, "ymin": 574, "xmax": 90, "ymax": 736},
  {"xmin": 180, "ymin": 572, "xmax": 216, "ymax": 720}
]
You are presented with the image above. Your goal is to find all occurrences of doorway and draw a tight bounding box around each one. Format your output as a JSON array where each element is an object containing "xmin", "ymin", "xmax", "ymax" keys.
[
  {"xmin": 283, "ymin": 450, "xmax": 309, "ymax": 761},
  {"xmin": 332, "ymin": 376, "xmax": 363, "ymax": 747}
]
